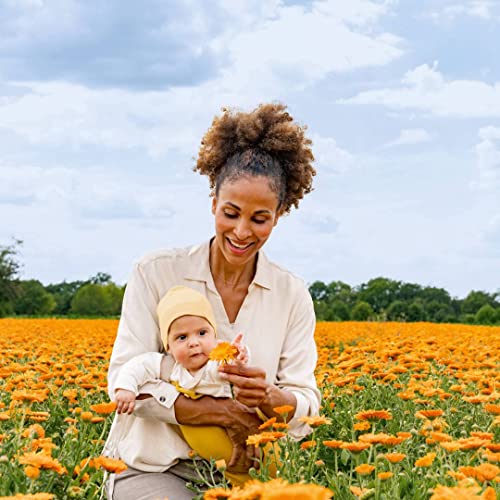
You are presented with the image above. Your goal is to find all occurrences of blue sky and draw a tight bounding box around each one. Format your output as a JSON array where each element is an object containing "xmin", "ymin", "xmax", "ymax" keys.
[{"xmin": 0, "ymin": 0, "xmax": 499, "ymax": 298}]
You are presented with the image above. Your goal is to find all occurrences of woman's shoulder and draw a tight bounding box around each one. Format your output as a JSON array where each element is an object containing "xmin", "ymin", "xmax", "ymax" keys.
[
  {"xmin": 259, "ymin": 252, "xmax": 309, "ymax": 296},
  {"xmin": 134, "ymin": 241, "xmax": 208, "ymax": 271}
]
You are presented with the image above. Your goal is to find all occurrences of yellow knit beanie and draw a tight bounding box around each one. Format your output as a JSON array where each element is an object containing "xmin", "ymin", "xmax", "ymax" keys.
[{"xmin": 157, "ymin": 285, "xmax": 217, "ymax": 350}]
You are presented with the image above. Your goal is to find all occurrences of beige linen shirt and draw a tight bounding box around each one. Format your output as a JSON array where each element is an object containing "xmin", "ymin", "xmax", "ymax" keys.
[{"xmin": 105, "ymin": 240, "xmax": 320, "ymax": 472}]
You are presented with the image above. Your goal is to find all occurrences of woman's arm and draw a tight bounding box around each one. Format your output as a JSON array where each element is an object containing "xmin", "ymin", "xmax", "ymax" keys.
[
  {"xmin": 219, "ymin": 282, "xmax": 321, "ymax": 436},
  {"xmin": 134, "ymin": 392, "xmax": 262, "ymax": 470}
]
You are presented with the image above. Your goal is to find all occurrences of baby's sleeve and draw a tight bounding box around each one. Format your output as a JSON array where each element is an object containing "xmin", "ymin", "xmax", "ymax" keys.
[{"xmin": 112, "ymin": 352, "xmax": 164, "ymax": 397}]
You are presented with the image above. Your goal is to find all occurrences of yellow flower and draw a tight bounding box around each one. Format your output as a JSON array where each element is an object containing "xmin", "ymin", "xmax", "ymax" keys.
[
  {"xmin": 354, "ymin": 410, "xmax": 392, "ymax": 421},
  {"xmin": 298, "ymin": 415, "xmax": 332, "ymax": 427}
]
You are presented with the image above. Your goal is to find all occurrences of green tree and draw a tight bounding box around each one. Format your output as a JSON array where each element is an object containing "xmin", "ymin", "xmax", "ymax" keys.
[
  {"xmin": 462, "ymin": 290, "xmax": 497, "ymax": 315},
  {"xmin": 350, "ymin": 301, "xmax": 373, "ymax": 321},
  {"xmin": 14, "ymin": 280, "xmax": 56, "ymax": 316},
  {"xmin": 46, "ymin": 280, "xmax": 88, "ymax": 315},
  {"xmin": 330, "ymin": 300, "xmax": 350, "ymax": 321},
  {"xmin": 70, "ymin": 282, "xmax": 124, "ymax": 316},
  {"xmin": 406, "ymin": 301, "xmax": 427, "ymax": 322},
  {"xmin": 386, "ymin": 300, "xmax": 408, "ymax": 321},
  {"xmin": 357, "ymin": 277, "xmax": 401, "ymax": 313},
  {"xmin": 0, "ymin": 239, "xmax": 22, "ymax": 317},
  {"xmin": 475, "ymin": 304, "xmax": 498, "ymax": 325},
  {"xmin": 309, "ymin": 281, "xmax": 329, "ymax": 302}
]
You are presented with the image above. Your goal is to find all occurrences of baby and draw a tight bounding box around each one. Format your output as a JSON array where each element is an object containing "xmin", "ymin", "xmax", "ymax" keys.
[{"xmin": 113, "ymin": 285, "xmax": 251, "ymax": 484}]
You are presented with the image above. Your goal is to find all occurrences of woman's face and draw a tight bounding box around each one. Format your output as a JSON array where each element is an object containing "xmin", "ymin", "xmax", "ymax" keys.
[{"xmin": 212, "ymin": 175, "xmax": 280, "ymax": 268}]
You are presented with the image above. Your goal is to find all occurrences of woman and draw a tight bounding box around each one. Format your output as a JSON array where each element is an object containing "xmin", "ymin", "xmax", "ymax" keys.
[{"xmin": 105, "ymin": 103, "xmax": 321, "ymax": 499}]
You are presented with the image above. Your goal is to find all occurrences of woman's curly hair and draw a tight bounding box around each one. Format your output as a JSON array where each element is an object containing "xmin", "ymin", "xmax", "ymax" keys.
[{"xmin": 195, "ymin": 103, "xmax": 315, "ymax": 214}]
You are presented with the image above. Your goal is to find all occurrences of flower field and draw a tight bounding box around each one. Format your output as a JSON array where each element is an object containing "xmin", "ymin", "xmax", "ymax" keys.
[{"xmin": 0, "ymin": 319, "xmax": 499, "ymax": 499}]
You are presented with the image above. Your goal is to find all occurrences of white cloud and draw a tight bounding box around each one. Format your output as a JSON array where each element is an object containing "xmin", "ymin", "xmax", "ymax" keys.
[
  {"xmin": 0, "ymin": 1, "xmax": 403, "ymax": 157},
  {"xmin": 427, "ymin": 1, "xmax": 498, "ymax": 23},
  {"xmin": 0, "ymin": 164, "xmax": 175, "ymax": 220},
  {"xmin": 472, "ymin": 126, "xmax": 500, "ymax": 190},
  {"xmin": 340, "ymin": 61, "xmax": 500, "ymax": 117},
  {"xmin": 385, "ymin": 128, "xmax": 432, "ymax": 147},
  {"xmin": 311, "ymin": 134, "xmax": 354, "ymax": 175}
]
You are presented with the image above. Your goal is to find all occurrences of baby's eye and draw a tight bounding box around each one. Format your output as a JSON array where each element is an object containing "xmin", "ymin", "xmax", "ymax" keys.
[
  {"xmin": 177, "ymin": 335, "xmax": 187, "ymax": 341},
  {"xmin": 199, "ymin": 330, "xmax": 207, "ymax": 336}
]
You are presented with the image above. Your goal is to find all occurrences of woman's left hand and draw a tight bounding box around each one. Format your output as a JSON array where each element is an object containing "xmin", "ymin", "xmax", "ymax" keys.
[{"xmin": 219, "ymin": 364, "xmax": 268, "ymax": 407}]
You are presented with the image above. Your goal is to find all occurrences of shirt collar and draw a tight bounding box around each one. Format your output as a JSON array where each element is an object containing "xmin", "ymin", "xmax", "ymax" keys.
[{"xmin": 184, "ymin": 239, "xmax": 272, "ymax": 290}]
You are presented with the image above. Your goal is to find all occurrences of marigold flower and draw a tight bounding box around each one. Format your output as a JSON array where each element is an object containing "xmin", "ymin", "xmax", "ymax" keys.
[
  {"xmin": 24, "ymin": 465, "xmax": 40, "ymax": 479},
  {"xmin": 90, "ymin": 401, "xmax": 116, "ymax": 414},
  {"xmin": 203, "ymin": 487, "xmax": 231, "ymax": 499},
  {"xmin": 18, "ymin": 452, "xmax": 67, "ymax": 475},
  {"xmin": 273, "ymin": 405, "xmax": 295, "ymax": 416},
  {"xmin": 350, "ymin": 486, "xmax": 372, "ymax": 497},
  {"xmin": 415, "ymin": 452, "xmax": 436, "ymax": 467},
  {"xmin": 214, "ymin": 459, "xmax": 226, "ymax": 470},
  {"xmin": 323, "ymin": 440, "xmax": 344, "ymax": 449},
  {"xmin": 298, "ymin": 415, "xmax": 332, "ymax": 427},
  {"xmin": 208, "ymin": 342, "xmax": 238, "ymax": 364},
  {"xmin": 246, "ymin": 431, "xmax": 285, "ymax": 447},
  {"xmin": 341, "ymin": 442, "xmax": 371, "ymax": 452},
  {"xmin": 354, "ymin": 410, "xmax": 392, "ymax": 421},
  {"xmin": 484, "ymin": 404, "xmax": 500, "ymax": 415},
  {"xmin": 415, "ymin": 409, "xmax": 444, "ymax": 419},
  {"xmin": 80, "ymin": 411, "xmax": 93, "ymax": 421},
  {"xmin": 258, "ymin": 417, "xmax": 277, "ymax": 430},
  {"xmin": 353, "ymin": 421, "xmax": 371, "ymax": 431},
  {"xmin": 300, "ymin": 440, "xmax": 317, "ymax": 450},
  {"xmin": 384, "ymin": 453, "xmax": 406, "ymax": 463},
  {"xmin": 459, "ymin": 463, "xmax": 500, "ymax": 482},
  {"xmin": 378, "ymin": 471, "xmax": 393, "ymax": 480},
  {"xmin": 355, "ymin": 463, "xmax": 375, "ymax": 475},
  {"xmin": 94, "ymin": 456, "xmax": 128, "ymax": 474}
]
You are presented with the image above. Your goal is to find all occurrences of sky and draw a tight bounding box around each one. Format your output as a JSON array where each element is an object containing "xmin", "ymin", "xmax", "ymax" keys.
[{"xmin": 0, "ymin": 0, "xmax": 499, "ymax": 298}]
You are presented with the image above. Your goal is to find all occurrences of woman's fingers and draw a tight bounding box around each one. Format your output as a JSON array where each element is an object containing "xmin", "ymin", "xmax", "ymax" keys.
[{"xmin": 220, "ymin": 363, "xmax": 266, "ymax": 379}]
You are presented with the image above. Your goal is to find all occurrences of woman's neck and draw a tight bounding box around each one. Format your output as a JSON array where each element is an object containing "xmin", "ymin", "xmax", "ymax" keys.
[{"xmin": 209, "ymin": 238, "xmax": 256, "ymax": 290}]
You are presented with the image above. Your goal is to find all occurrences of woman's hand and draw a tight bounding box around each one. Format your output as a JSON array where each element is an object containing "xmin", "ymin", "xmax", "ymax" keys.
[
  {"xmin": 219, "ymin": 364, "xmax": 298, "ymax": 421},
  {"xmin": 219, "ymin": 363, "xmax": 268, "ymax": 407}
]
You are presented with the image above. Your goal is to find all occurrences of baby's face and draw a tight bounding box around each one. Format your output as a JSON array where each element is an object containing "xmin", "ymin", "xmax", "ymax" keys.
[{"xmin": 168, "ymin": 315, "xmax": 217, "ymax": 373}]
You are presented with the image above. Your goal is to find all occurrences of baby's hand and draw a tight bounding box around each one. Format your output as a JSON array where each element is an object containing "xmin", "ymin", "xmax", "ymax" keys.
[
  {"xmin": 231, "ymin": 332, "xmax": 249, "ymax": 364},
  {"xmin": 115, "ymin": 389, "xmax": 136, "ymax": 415}
]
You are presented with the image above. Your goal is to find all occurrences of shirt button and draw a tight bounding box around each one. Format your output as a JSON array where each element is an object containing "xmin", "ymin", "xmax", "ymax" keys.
[{"xmin": 159, "ymin": 396, "xmax": 166, "ymax": 402}]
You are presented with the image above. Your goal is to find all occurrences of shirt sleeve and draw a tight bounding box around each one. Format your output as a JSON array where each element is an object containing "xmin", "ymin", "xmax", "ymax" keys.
[
  {"xmin": 276, "ymin": 282, "xmax": 321, "ymax": 439},
  {"xmin": 107, "ymin": 262, "xmax": 179, "ymax": 424},
  {"xmin": 113, "ymin": 352, "xmax": 164, "ymax": 396}
]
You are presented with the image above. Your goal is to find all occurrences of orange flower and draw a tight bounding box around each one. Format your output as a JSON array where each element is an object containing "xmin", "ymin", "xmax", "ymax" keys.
[
  {"xmin": 298, "ymin": 415, "xmax": 332, "ymax": 427},
  {"xmin": 94, "ymin": 456, "xmax": 128, "ymax": 474},
  {"xmin": 415, "ymin": 409, "xmax": 444, "ymax": 419},
  {"xmin": 350, "ymin": 486, "xmax": 372, "ymax": 497},
  {"xmin": 459, "ymin": 463, "xmax": 500, "ymax": 482},
  {"xmin": 208, "ymin": 342, "xmax": 238, "ymax": 364},
  {"xmin": 354, "ymin": 421, "xmax": 371, "ymax": 431},
  {"xmin": 273, "ymin": 405, "xmax": 295, "ymax": 416},
  {"xmin": 24, "ymin": 465, "xmax": 40, "ymax": 479},
  {"xmin": 354, "ymin": 410, "xmax": 392, "ymax": 421},
  {"xmin": 415, "ymin": 452, "xmax": 436, "ymax": 467},
  {"xmin": 80, "ymin": 411, "xmax": 93, "ymax": 421},
  {"xmin": 355, "ymin": 463, "xmax": 375, "ymax": 475},
  {"xmin": 384, "ymin": 453, "xmax": 406, "ymax": 463},
  {"xmin": 258, "ymin": 417, "xmax": 277, "ymax": 430},
  {"xmin": 18, "ymin": 452, "xmax": 67, "ymax": 475},
  {"xmin": 90, "ymin": 401, "xmax": 116, "ymax": 414},
  {"xmin": 484, "ymin": 404, "xmax": 500, "ymax": 415},
  {"xmin": 323, "ymin": 440, "xmax": 344, "ymax": 449},
  {"xmin": 378, "ymin": 471, "xmax": 393, "ymax": 480},
  {"xmin": 246, "ymin": 432, "xmax": 286, "ymax": 447},
  {"xmin": 341, "ymin": 442, "xmax": 371, "ymax": 452},
  {"xmin": 300, "ymin": 440, "xmax": 317, "ymax": 450}
]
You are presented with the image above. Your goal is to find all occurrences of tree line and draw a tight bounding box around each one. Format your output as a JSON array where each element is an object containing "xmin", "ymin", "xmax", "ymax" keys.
[
  {"xmin": 310, "ymin": 278, "xmax": 500, "ymax": 325},
  {"xmin": 1, "ymin": 241, "xmax": 499, "ymax": 323},
  {"xmin": 0, "ymin": 241, "xmax": 124, "ymax": 317}
]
